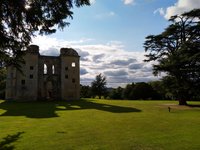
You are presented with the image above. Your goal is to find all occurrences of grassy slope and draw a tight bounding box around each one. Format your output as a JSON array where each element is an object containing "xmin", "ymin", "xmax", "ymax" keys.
[{"xmin": 0, "ymin": 99, "xmax": 200, "ymax": 150}]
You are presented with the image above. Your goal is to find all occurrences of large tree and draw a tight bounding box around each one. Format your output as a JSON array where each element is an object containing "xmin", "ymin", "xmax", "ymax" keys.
[
  {"xmin": 91, "ymin": 74, "xmax": 107, "ymax": 99},
  {"xmin": 0, "ymin": 0, "xmax": 90, "ymax": 68},
  {"xmin": 144, "ymin": 9, "xmax": 200, "ymax": 105}
]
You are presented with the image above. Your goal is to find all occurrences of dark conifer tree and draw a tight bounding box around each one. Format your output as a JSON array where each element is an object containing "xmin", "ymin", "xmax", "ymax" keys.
[
  {"xmin": 144, "ymin": 9, "xmax": 200, "ymax": 105},
  {"xmin": 91, "ymin": 74, "xmax": 107, "ymax": 99}
]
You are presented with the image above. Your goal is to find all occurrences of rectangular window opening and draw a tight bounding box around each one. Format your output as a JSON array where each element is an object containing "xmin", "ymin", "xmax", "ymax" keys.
[
  {"xmin": 72, "ymin": 62, "xmax": 76, "ymax": 67},
  {"xmin": 30, "ymin": 74, "xmax": 33, "ymax": 79},
  {"xmin": 30, "ymin": 66, "xmax": 34, "ymax": 70},
  {"xmin": 21, "ymin": 80, "xmax": 25, "ymax": 85}
]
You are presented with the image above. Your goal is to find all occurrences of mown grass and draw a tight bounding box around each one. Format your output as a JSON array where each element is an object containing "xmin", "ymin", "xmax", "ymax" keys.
[{"xmin": 0, "ymin": 99, "xmax": 200, "ymax": 150}]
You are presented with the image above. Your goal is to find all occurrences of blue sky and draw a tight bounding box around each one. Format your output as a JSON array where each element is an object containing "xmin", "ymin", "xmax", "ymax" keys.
[
  {"xmin": 50, "ymin": 0, "xmax": 175, "ymax": 51},
  {"xmin": 32, "ymin": 0, "xmax": 200, "ymax": 87}
]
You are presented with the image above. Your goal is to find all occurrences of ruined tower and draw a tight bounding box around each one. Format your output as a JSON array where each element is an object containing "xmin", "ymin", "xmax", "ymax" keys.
[{"xmin": 6, "ymin": 45, "xmax": 80, "ymax": 101}]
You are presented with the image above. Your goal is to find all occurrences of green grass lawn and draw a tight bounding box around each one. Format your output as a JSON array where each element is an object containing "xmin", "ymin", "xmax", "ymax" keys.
[{"xmin": 0, "ymin": 99, "xmax": 200, "ymax": 150}]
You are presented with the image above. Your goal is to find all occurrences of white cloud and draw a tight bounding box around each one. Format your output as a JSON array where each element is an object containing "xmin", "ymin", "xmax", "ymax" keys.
[
  {"xmin": 153, "ymin": 8, "xmax": 165, "ymax": 16},
  {"xmin": 123, "ymin": 0, "xmax": 135, "ymax": 5},
  {"xmin": 90, "ymin": 0, "xmax": 96, "ymax": 4},
  {"xmin": 95, "ymin": 11, "xmax": 116, "ymax": 19},
  {"xmin": 31, "ymin": 36, "xmax": 160, "ymax": 87},
  {"xmin": 156, "ymin": 0, "xmax": 200, "ymax": 19}
]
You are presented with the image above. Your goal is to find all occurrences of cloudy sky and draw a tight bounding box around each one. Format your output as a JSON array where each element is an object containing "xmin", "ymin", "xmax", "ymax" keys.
[{"xmin": 31, "ymin": 0, "xmax": 200, "ymax": 87}]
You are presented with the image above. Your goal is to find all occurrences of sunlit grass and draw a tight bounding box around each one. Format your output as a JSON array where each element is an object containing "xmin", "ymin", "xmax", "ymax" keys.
[{"xmin": 0, "ymin": 99, "xmax": 199, "ymax": 150}]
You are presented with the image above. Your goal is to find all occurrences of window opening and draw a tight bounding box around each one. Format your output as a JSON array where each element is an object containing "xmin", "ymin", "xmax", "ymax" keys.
[
  {"xmin": 72, "ymin": 62, "xmax": 76, "ymax": 67},
  {"xmin": 30, "ymin": 74, "xmax": 33, "ymax": 79},
  {"xmin": 65, "ymin": 75, "xmax": 68, "ymax": 79},
  {"xmin": 72, "ymin": 78, "xmax": 75, "ymax": 83},
  {"xmin": 21, "ymin": 80, "xmax": 25, "ymax": 85},
  {"xmin": 30, "ymin": 66, "xmax": 34, "ymax": 70},
  {"xmin": 44, "ymin": 64, "xmax": 47, "ymax": 74},
  {"xmin": 65, "ymin": 67, "xmax": 68, "ymax": 71},
  {"xmin": 52, "ymin": 65, "xmax": 55, "ymax": 74}
]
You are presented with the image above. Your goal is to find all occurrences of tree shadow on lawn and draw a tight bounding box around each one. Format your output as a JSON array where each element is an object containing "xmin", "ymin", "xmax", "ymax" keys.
[
  {"xmin": 187, "ymin": 104, "xmax": 200, "ymax": 108},
  {"xmin": 0, "ymin": 132, "xmax": 24, "ymax": 150},
  {"xmin": 0, "ymin": 100, "xmax": 141, "ymax": 118}
]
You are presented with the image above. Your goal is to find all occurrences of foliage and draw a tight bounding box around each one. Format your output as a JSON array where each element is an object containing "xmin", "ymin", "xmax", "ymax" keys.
[
  {"xmin": 83, "ymin": 81, "xmax": 166, "ymax": 100},
  {"xmin": 109, "ymin": 87, "xmax": 124, "ymax": 100},
  {"xmin": 132, "ymin": 82, "xmax": 159, "ymax": 100},
  {"xmin": 121, "ymin": 82, "xmax": 160, "ymax": 100},
  {"xmin": 123, "ymin": 83, "xmax": 135, "ymax": 100},
  {"xmin": 161, "ymin": 76, "xmax": 181, "ymax": 100},
  {"xmin": 0, "ymin": 67, "xmax": 6, "ymax": 99},
  {"xmin": 80, "ymin": 85, "xmax": 92, "ymax": 98},
  {"xmin": 149, "ymin": 80, "xmax": 170, "ymax": 100},
  {"xmin": 91, "ymin": 74, "xmax": 107, "ymax": 99},
  {"xmin": 0, "ymin": 0, "xmax": 90, "ymax": 68},
  {"xmin": 144, "ymin": 9, "xmax": 200, "ymax": 105}
]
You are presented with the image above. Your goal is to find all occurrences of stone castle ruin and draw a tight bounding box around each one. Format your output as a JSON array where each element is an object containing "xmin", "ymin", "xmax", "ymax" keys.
[{"xmin": 6, "ymin": 45, "xmax": 80, "ymax": 101}]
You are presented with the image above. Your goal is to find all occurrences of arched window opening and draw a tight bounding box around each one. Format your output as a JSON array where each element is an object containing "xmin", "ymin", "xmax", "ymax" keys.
[
  {"xmin": 52, "ymin": 65, "xmax": 55, "ymax": 74},
  {"xmin": 44, "ymin": 64, "xmax": 47, "ymax": 74}
]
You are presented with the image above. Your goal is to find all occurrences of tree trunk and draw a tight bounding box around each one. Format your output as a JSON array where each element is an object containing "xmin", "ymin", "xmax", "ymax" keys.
[
  {"xmin": 178, "ymin": 99, "xmax": 187, "ymax": 105},
  {"xmin": 99, "ymin": 95, "xmax": 101, "ymax": 99}
]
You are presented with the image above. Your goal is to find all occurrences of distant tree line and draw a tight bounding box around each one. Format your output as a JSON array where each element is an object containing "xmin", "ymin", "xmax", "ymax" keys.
[
  {"xmin": 115, "ymin": 82, "xmax": 161, "ymax": 100},
  {"xmin": 81, "ymin": 80, "xmax": 172, "ymax": 100},
  {"xmin": 80, "ymin": 73, "xmax": 200, "ymax": 101},
  {"xmin": 81, "ymin": 80, "xmax": 200, "ymax": 101}
]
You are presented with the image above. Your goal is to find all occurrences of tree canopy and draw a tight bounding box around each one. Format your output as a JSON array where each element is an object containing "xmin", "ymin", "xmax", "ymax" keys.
[
  {"xmin": 80, "ymin": 85, "xmax": 92, "ymax": 98},
  {"xmin": 91, "ymin": 74, "xmax": 107, "ymax": 99},
  {"xmin": 0, "ymin": 0, "xmax": 90, "ymax": 67},
  {"xmin": 121, "ymin": 82, "xmax": 159, "ymax": 100},
  {"xmin": 144, "ymin": 9, "xmax": 200, "ymax": 105},
  {"xmin": 109, "ymin": 86, "xmax": 123, "ymax": 100}
]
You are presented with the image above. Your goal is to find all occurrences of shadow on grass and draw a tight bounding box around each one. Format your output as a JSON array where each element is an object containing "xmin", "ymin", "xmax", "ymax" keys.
[
  {"xmin": 187, "ymin": 104, "xmax": 200, "ymax": 108},
  {"xmin": 0, "ymin": 132, "xmax": 24, "ymax": 150},
  {"xmin": 0, "ymin": 99, "xmax": 141, "ymax": 118}
]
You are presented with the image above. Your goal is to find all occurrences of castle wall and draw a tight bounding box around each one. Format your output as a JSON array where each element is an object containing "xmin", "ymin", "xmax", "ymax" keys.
[
  {"xmin": 5, "ymin": 66, "xmax": 17, "ymax": 99},
  {"xmin": 60, "ymin": 55, "xmax": 80, "ymax": 100},
  {"xmin": 6, "ymin": 45, "xmax": 80, "ymax": 101},
  {"xmin": 38, "ymin": 56, "xmax": 61, "ymax": 100}
]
